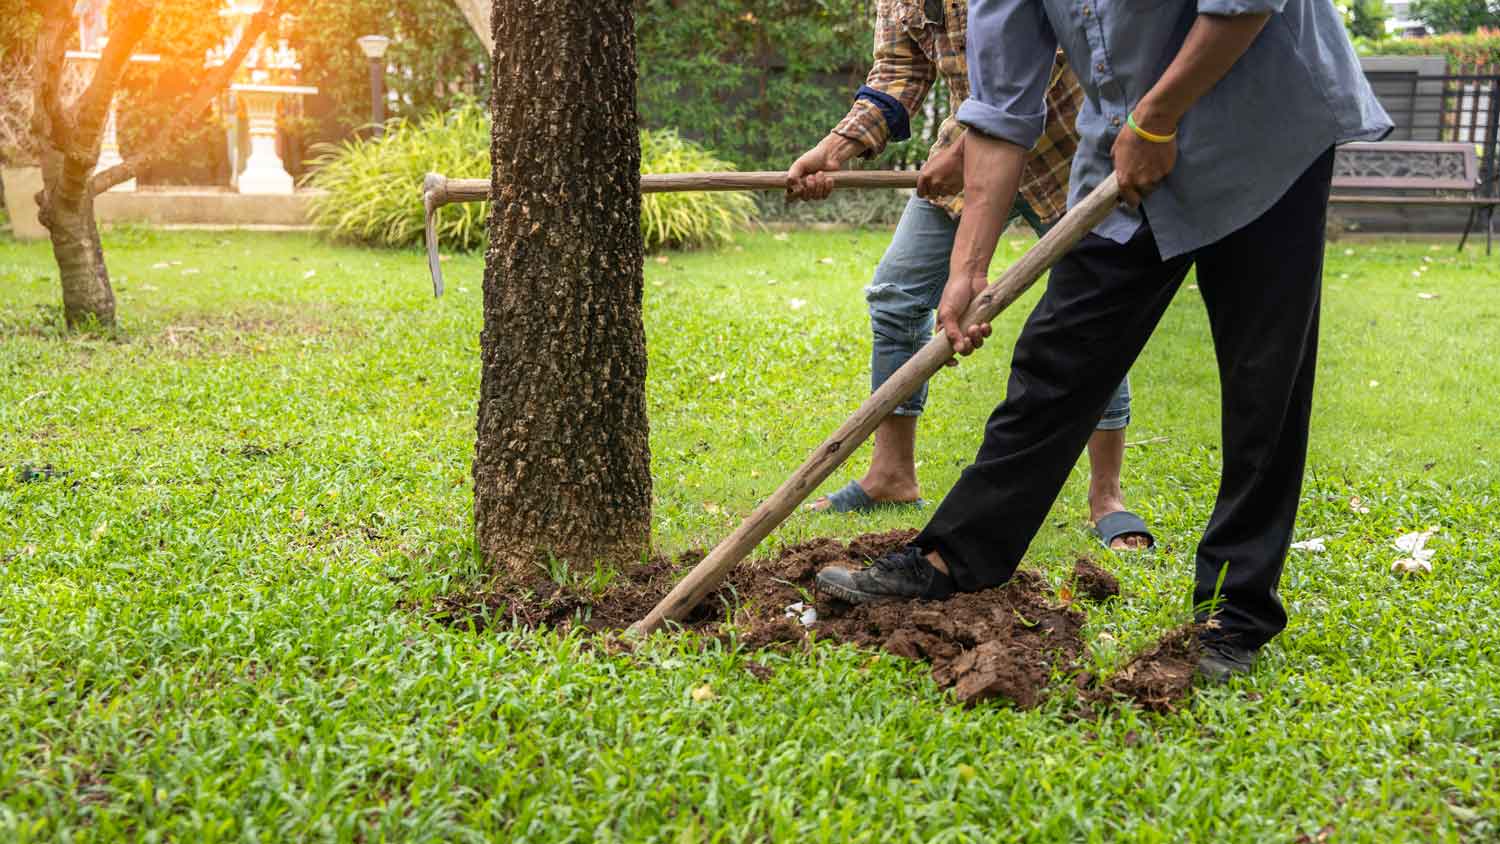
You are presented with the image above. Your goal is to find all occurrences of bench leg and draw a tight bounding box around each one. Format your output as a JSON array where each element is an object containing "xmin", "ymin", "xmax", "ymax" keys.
[
  {"xmin": 1460, "ymin": 206, "xmax": 1478, "ymax": 253},
  {"xmin": 1487, "ymin": 205, "xmax": 1494, "ymax": 257}
]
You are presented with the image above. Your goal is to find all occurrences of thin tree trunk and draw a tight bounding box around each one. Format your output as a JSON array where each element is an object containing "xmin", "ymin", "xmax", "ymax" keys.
[
  {"xmin": 39, "ymin": 151, "xmax": 115, "ymax": 328},
  {"xmin": 473, "ymin": 0, "xmax": 651, "ymax": 579},
  {"xmin": 451, "ymin": 0, "xmax": 494, "ymax": 55}
]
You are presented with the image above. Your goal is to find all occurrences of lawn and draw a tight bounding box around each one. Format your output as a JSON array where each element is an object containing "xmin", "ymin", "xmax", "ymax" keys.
[{"xmin": 1, "ymin": 226, "xmax": 1498, "ymax": 841}]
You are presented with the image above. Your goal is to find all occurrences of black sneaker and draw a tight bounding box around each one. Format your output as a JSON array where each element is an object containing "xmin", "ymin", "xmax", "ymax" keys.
[
  {"xmin": 1196, "ymin": 638, "xmax": 1258, "ymax": 684},
  {"xmin": 816, "ymin": 546, "xmax": 956, "ymax": 604}
]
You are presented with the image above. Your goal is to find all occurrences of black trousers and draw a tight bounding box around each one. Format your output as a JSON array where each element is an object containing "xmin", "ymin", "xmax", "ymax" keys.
[{"xmin": 915, "ymin": 148, "xmax": 1334, "ymax": 650}]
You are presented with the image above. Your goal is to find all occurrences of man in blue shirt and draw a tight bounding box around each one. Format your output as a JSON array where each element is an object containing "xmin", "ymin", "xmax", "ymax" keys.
[{"xmin": 817, "ymin": 0, "xmax": 1391, "ymax": 682}]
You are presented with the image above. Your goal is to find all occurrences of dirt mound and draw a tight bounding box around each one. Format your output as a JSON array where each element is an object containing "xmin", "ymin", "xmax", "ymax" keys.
[
  {"xmin": 1094, "ymin": 626, "xmax": 1203, "ymax": 713},
  {"xmin": 427, "ymin": 531, "xmax": 1198, "ymax": 712},
  {"xmin": 1069, "ymin": 557, "xmax": 1121, "ymax": 602}
]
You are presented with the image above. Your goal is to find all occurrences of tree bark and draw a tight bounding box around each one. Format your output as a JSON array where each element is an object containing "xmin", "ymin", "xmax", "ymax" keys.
[
  {"xmin": 29, "ymin": 0, "xmax": 151, "ymax": 330},
  {"xmin": 39, "ymin": 149, "xmax": 115, "ymax": 328},
  {"xmin": 473, "ymin": 0, "xmax": 651, "ymax": 579}
]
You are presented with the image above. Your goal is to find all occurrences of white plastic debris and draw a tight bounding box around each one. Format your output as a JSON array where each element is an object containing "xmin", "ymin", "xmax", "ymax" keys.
[
  {"xmin": 1290, "ymin": 537, "xmax": 1328, "ymax": 553},
  {"xmin": 784, "ymin": 602, "xmax": 818, "ymax": 626}
]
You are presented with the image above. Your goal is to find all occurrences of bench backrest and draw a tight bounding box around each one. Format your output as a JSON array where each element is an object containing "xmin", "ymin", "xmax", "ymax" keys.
[{"xmin": 1333, "ymin": 141, "xmax": 1479, "ymax": 191}]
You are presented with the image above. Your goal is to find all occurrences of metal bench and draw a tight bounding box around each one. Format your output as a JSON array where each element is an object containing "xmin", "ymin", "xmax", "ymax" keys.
[{"xmin": 1331, "ymin": 141, "xmax": 1499, "ymax": 254}]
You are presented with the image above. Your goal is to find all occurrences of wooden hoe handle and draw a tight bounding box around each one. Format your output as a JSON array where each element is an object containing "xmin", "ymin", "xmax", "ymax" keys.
[
  {"xmin": 628, "ymin": 174, "xmax": 1123, "ymax": 636},
  {"xmin": 420, "ymin": 170, "xmax": 921, "ymax": 297}
]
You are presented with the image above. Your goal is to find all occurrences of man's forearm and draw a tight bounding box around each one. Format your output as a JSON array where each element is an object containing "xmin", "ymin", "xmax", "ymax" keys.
[
  {"xmin": 950, "ymin": 132, "xmax": 1028, "ymax": 282},
  {"xmin": 1132, "ymin": 13, "xmax": 1271, "ymax": 134}
]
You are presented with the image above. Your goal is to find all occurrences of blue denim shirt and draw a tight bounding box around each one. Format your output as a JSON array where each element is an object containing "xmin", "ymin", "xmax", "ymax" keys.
[{"xmin": 956, "ymin": 0, "xmax": 1392, "ymax": 258}]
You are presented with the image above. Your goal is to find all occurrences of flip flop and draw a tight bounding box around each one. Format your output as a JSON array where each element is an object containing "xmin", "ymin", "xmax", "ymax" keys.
[
  {"xmin": 812, "ymin": 480, "xmax": 926, "ymax": 514},
  {"xmin": 1092, "ymin": 510, "xmax": 1156, "ymax": 551}
]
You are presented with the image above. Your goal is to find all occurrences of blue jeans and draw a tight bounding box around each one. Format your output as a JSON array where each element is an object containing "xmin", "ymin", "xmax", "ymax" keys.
[{"xmin": 867, "ymin": 195, "xmax": 1132, "ymax": 430}]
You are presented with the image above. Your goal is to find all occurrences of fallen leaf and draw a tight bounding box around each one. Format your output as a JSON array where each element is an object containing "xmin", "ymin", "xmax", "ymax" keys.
[
  {"xmin": 956, "ymin": 764, "xmax": 977, "ymax": 783},
  {"xmin": 1057, "ymin": 583, "xmax": 1074, "ymax": 604},
  {"xmin": 1391, "ymin": 528, "xmax": 1439, "ymax": 575},
  {"xmin": 22, "ymin": 544, "xmax": 37, "ymax": 557},
  {"xmin": 1348, "ymin": 496, "xmax": 1371, "ymax": 514},
  {"xmin": 655, "ymin": 255, "xmax": 670, "ymax": 265},
  {"xmin": 691, "ymin": 684, "xmax": 716, "ymax": 702},
  {"xmin": 707, "ymin": 372, "xmax": 726, "ymax": 384},
  {"xmin": 292, "ymin": 508, "xmax": 306, "ymax": 522},
  {"xmin": 1290, "ymin": 537, "xmax": 1328, "ymax": 553},
  {"xmin": 1391, "ymin": 557, "xmax": 1432, "ymax": 576},
  {"xmin": 91, "ymin": 522, "xmax": 108, "ymax": 540},
  {"xmin": 702, "ymin": 502, "xmax": 721, "ymax": 514}
]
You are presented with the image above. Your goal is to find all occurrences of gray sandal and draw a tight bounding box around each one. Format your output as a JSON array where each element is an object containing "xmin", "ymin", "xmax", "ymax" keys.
[
  {"xmin": 814, "ymin": 480, "xmax": 925, "ymax": 514},
  {"xmin": 1093, "ymin": 510, "xmax": 1156, "ymax": 550}
]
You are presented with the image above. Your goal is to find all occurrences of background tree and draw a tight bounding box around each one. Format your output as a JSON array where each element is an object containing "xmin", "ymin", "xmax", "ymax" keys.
[
  {"xmin": 473, "ymin": 0, "xmax": 651, "ymax": 578},
  {"xmin": 448, "ymin": 0, "xmax": 492, "ymax": 54},
  {"xmin": 24, "ymin": 0, "xmax": 277, "ymax": 329},
  {"xmin": 1347, "ymin": 0, "xmax": 1391, "ymax": 40},
  {"xmin": 1411, "ymin": 0, "xmax": 1500, "ymax": 33},
  {"xmin": 290, "ymin": 0, "xmax": 486, "ymax": 151}
]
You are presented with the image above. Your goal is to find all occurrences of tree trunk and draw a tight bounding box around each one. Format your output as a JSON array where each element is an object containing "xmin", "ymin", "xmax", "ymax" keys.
[
  {"xmin": 473, "ymin": 0, "xmax": 651, "ymax": 579},
  {"xmin": 451, "ymin": 0, "xmax": 494, "ymax": 55},
  {"xmin": 39, "ymin": 149, "xmax": 115, "ymax": 330}
]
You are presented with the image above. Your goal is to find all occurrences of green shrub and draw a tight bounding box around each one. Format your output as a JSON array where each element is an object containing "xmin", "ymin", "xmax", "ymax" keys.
[
  {"xmin": 305, "ymin": 104, "xmax": 758, "ymax": 253},
  {"xmin": 305, "ymin": 101, "xmax": 491, "ymax": 252},
  {"xmin": 1365, "ymin": 29, "xmax": 1500, "ymax": 70},
  {"xmin": 638, "ymin": 129, "xmax": 757, "ymax": 251}
]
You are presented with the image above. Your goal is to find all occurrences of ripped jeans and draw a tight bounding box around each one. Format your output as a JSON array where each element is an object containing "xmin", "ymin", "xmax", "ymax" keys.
[{"xmin": 868, "ymin": 195, "xmax": 1132, "ymax": 430}]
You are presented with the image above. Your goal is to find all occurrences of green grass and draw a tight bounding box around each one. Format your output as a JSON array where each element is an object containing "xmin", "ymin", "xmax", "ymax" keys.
[{"xmin": 1, "ymin": 226, "xmax": 1498, "ymax": 841}]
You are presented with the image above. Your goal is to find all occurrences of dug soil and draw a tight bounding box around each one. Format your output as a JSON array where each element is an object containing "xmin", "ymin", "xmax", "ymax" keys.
[{"xmin": 431, "ymin": 530, "xmax": 1201, "ymax": 712}]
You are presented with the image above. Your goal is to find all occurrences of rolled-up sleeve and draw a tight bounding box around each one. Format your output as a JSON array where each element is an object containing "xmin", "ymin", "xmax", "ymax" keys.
[
  {"xmin": 1196, "ymin": 0, "xmax": 1287, "ymax": 13},
  {"xmin": 955, "ymin": 0, "xmax": 1056, "ymax": 149}
]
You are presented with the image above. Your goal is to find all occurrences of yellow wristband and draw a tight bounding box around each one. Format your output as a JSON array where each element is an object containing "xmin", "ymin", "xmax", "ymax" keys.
[{"xmin": 1127, "ymin": 113, "xmax": 1177, "ymax": 144}]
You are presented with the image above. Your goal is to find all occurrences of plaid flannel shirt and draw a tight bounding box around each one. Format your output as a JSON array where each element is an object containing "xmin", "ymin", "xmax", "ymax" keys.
[{"xmin": 832, "ymin": 0, "xmax": 1080, "ymax": 222}]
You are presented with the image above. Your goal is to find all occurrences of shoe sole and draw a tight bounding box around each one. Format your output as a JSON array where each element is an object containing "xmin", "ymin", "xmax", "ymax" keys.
[{"xmin": 815, "ymin": 571, "xmax": 899, "ymax": 605}]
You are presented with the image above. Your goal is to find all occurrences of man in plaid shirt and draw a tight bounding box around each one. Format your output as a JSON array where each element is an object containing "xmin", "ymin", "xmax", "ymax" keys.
[{"xmin": 787, "ymin": 0, "xmax": 1152, "ymax": 551}]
